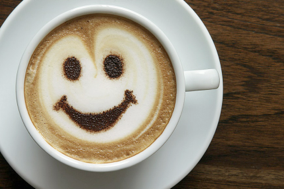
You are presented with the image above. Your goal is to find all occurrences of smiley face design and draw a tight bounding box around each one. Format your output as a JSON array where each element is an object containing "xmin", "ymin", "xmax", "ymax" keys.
[
  {"xmin": 53, "ymin": 55, "xmax": 138, "ymax": 132},
  {"xmin": 33, "ymin": 17, "xmax": 163, "ymax": 143}
]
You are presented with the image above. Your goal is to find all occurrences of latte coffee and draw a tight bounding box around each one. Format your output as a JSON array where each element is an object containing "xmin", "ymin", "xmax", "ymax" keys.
[{"xmin": 24, "ymin": 14, "xmax": 176, "ymax": 164}]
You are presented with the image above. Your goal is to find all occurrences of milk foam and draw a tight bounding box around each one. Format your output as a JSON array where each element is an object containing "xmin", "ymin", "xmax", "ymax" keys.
[{"xmin": 37, "ymin": 28, "xmax": 160, "ymax": 143}]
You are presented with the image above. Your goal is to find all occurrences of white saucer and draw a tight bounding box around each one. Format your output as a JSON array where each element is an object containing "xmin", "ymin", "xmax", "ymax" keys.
[{"xmin": 0, "ymin": 0, "xmax": 223, "ymax": 188}]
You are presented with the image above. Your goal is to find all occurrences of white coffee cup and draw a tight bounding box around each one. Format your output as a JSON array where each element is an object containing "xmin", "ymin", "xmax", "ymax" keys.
[{"xmin": 16, "ymin": 5, "xmax": 220, "ymax": 172}]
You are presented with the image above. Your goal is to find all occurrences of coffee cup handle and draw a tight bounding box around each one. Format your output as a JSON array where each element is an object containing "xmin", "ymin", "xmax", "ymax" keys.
[{"xmin": 184, "ymin": 69, "xmax": 220, "ymax": 92}]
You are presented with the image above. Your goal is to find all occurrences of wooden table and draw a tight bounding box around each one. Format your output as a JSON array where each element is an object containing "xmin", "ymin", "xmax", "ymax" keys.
[{"xmin": 1, "ymin": 0, "xmax": 284, "ymax": 188}]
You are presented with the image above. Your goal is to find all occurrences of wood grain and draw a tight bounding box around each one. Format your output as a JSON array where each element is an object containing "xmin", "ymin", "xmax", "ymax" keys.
[{"xmin": 1, "ymin": 0, "xmax": 284, "ymax": 188}]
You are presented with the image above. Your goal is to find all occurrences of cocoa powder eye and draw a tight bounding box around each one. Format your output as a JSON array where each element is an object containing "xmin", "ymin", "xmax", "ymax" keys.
[
  {"xmin": 104, "ymin": 55, "xmax": 123, "ymax": 79},
  {"xmin": 63, "ymin": 56, "xmax": 81, "ymax": 81}
]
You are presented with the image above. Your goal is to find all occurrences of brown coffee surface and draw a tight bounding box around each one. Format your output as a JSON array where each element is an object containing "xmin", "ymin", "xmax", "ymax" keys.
[{"xmin": 24, "ymin": 14, "xmax": 176, "ymax": 164}]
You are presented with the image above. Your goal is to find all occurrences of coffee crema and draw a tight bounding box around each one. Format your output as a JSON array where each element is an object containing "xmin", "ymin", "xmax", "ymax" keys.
[{"xmin": 24, "ymin": 14, "xmax": 176, "ymax": 163}]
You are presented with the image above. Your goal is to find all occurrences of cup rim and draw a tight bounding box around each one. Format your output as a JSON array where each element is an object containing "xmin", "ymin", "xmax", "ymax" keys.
[{"xmin": 16, "ymin": 5, "xmax": 185, "ymax": 172}]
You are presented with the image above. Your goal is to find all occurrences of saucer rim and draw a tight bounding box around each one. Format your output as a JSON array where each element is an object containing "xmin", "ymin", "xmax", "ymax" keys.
[{"xmin": 0, "ymin": 0, "xmax": 223, "ymax": 188}]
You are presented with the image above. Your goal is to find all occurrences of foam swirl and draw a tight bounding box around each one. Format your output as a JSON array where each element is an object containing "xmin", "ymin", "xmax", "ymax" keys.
[{"xmin": 36, "ymin": 23, "xmax": 160, "ymax": 143}]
